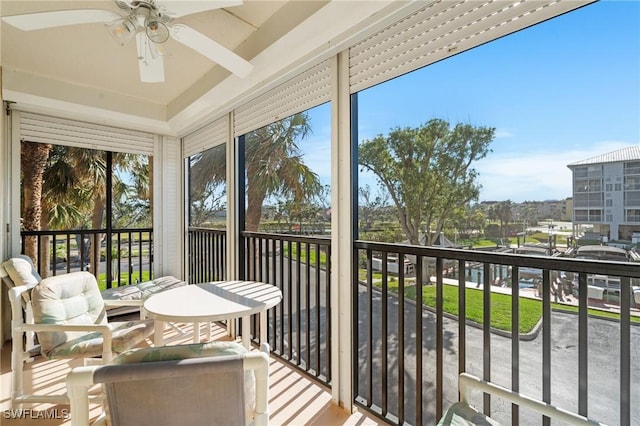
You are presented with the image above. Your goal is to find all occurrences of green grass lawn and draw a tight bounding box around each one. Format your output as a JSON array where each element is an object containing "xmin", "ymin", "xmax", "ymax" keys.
[
  {"xmin": 362, "ymin": 275, "xmax": 639, "ymax": 334},
  {"xmin": 409, "ymin": 285, "xmax": 541, "ymax": 333},
  {"xmin": 97, "ymin": 271, "xmax": 152, "ymax": 290},
  {"xmin": 288, "ymin": 251, "xmax": 636, "ymax": 333},
  {"xmin": 458, "ymin": 233, "xmax": 568, "ymax": 248},
  {"xmin": 283, "ymin": 243, "xmax": 329, "ymax": 268}
]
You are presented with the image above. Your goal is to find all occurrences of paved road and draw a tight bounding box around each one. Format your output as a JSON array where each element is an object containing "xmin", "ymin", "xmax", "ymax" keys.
[
  {"xmin": 263, "ymin": 251, "xmax": 639, "ymax": 425},
  {"xmin": 357, "ymin": 284, "xmax": 640, "ymax": 425}
]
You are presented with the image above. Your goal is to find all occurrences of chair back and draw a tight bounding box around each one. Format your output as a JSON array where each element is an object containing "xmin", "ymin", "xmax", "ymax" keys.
[
  {"xmin": 97, "ymin": 356, "xmax": 247, "ymax": 426},
  {"xmin": 1, "ymin": 255, "xmax": 41, "ymax": 290},
  {"xmin": 2, "ymin": 256, "xmax": 42, "ymax": 351},
  {"xmin": 31, "ymin": 271, "xmax": 106, "ymax": 354}
]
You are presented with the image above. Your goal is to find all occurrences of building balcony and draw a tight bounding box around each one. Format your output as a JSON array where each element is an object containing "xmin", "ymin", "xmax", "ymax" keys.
[
  {"xmin": 1, "ymin": 0, "xmax": 638, "ymax": 424},
  {"xmin": 5, "ymin": 229, "xmax": 638, "ymax": 425}
]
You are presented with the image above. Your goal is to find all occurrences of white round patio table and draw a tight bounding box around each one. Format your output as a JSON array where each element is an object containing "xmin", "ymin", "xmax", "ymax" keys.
[{"xmin": 143, "ymin": 280, "xmax": 282, "ymax": 349}]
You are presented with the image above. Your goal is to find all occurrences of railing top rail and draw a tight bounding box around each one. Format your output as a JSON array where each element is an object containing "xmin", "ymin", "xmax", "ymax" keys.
[
  {"xmin": 22, "ymin": 228, "xmax": 153, "ymax": 236},
  {"xmin": 355, "ymin": 240, "xmax": 640, "ymax": 279},
  {"xmin": 241, "ymin": 231, "xmax": 331, "ymax": 245},
  {"xmin": 189, "ymin": 228, "xmax": 332, "ymax": 245},
  {"xmin": 188, "ymin": 227, "xmax": 226, "ymax": 233}
]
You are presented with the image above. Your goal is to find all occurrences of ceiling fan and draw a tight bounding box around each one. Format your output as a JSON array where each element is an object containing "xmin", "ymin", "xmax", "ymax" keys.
[{"xmin": 2, "ymin": 0, "xmax": 254, "ymax": 83}]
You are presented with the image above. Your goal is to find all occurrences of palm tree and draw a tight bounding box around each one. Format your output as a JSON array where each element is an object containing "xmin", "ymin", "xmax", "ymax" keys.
[
  {"xmin": 38, "ymin": 148, "xmax": 106, "ymax": 273},
  {"xmin": 21, "ymin": 141, "xmax": 52, "ymax": 265},
  {"xmin": 244, "ymin": 113, "xmax": 322, "ymax": 231},
  {"xmin": 495, "ymin": 200, "xmax": 513, "ymax": 239},
  {"xmin": 29, "ymin": 145, "xmax": 150, "ymax": 276},
  {"xmin": 110, "ymin": 153, "xmax": 151, "ymax": 228},
  {"xmin": 42, "ymin": 145, "xmax": 91, "ymax": 230},
  {"xmin": 40, "ymin": 145, "xmax": 94, "ymax": 276},
  {"xmin": 190, "ymin": 112, "xmax": 323, "ymax": 232},
  {"xmin": 189, "ymin": 144, "xmax": 227, "ymax": 227},
  {"xmin": 68, "ymin": 150, "xmax": 149, "ymax": 272}
]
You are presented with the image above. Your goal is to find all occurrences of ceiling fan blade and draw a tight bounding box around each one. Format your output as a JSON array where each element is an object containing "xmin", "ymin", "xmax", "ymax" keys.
[
  {"xmin": 136, "ymin": 33, "xmax": 165, "ymax": 83},
  {"xmin": 170, "ymin": 24, "xmax": 252, "ymax": 78},
  {"xmin": 2, "ymin": 9, "xmax": 122, "ymax": 31},
  {"xmin": 160, "ymin": 1, "xmax": 243, "ymax": 18},
  {"xmin": 113, "ymin": 1, "xmax": 133, "ymax": 13}
]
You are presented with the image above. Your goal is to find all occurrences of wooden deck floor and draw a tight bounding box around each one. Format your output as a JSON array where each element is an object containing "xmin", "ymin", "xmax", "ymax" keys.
[{"xmin": 1, "ymin": 321, "xmax": 386, "ymax": 426}]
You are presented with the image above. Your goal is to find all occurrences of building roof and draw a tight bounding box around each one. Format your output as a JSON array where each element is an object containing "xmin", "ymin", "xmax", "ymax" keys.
[{"xmin": 567, "ymin": 146, "xmax": 640, "ymax": 168}]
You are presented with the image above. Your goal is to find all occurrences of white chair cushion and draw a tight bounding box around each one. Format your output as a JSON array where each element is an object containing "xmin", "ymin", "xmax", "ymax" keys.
[
  {"xmin": 113, "ymin": 340, "xmax": 249, "ymax": 363},
  {"xmin": 31, "ymin": 272, "xmax": 107, "ymax": 355},
  {"xmin": 32, "ymin": 271, "xmax": 155, "ymax": 359},
  {"xmin": 1, "ymin": 256, "xmax": 41, "ymax": 288},
  {"xmin": 101, "ymin": 276, "xmax": 186, "ymax": 302},
  {"xmin": 46, "ymin": 319, "xmax": 155, "ymax": 359},
  {"xmin": 136, "ymin": 275, "xmax": 187, "ymax": 297}
]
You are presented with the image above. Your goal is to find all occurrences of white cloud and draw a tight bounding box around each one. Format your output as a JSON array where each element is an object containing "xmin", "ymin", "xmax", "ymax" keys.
[
  {"xmin": 476, "ymin": 141, "xmax": 637, "ymax": 202},
  {"xmin": 494, "ymin": 128, "xmax": 514, "ymax": 138}
]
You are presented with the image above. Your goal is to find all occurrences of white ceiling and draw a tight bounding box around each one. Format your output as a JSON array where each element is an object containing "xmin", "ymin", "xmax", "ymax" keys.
[{"xmin": 0, "ymin": 0, "xmax": 422, "ymax": 136}]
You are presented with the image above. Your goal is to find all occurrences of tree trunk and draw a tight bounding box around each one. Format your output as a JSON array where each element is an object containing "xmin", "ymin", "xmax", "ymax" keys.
[
  {"xmin": 38, "ymin": 236, "xmax": 50, "ymax": 278},
  {"xmin": 21, "ymin": 141, "xmax": 52, "ymax": 265},
  {"xmin": 245, "ymin": 164, "xmax": 269, "ymax": 280},
  {"xmin": 245, "ymin": 163, "xmax": 268, "ymax": 232},
  {"xmin": 91, "ymin": 195, "xmax": 105, "ymax": 278},
  {"xmin": 40, "ymin": 199, "xmax": 53, "ymax": 278}
]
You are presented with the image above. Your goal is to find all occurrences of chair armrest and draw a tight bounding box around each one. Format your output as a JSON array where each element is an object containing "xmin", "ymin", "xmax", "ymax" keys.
[
  {"xmin": 21, "ymin": 323, "xmax": 114, "ymax": 360},
  {"xmin": 244, "ymin": 350, "xmax": 270, "ymax": 426},
  {"xmin": 66, "ymin": 365, "xmax": 100, "ymax": 426},
  {"xmin": 21, "ymin": 323, "xmax": 112, "ymax": 334},
  {"xmin": 458, "ymin": 373, "xmax": 604, "ymax": 425}
]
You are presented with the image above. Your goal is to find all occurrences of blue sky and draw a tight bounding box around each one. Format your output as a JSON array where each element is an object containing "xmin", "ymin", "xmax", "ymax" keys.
[{"xmin": 302, "ymin": 0, "xmax": 639, "ymax": 203}]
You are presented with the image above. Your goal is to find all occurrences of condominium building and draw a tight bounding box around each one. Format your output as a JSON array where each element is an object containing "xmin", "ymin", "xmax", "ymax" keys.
[{"xmin": 567, "ymin": 146, "xmax": 640, "ymax": 241}]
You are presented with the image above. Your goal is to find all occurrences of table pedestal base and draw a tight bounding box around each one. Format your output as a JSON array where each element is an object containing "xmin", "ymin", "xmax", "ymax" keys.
[{"xmin": 153, "ymin": 316, "xmax": 252, "ymax": 349}]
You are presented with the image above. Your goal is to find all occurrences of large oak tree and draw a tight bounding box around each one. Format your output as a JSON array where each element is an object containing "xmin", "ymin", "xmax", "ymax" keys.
[{"xmin": 358, "ymin": 118, "xmax": 494, "ymax": 246}]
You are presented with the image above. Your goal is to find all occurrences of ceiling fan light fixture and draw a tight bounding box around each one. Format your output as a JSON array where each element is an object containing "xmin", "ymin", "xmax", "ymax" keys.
[
  {"xmin": 106, "ymin": 16, "xmax": 137, "ymax": 45},
  {"xmin": 146, "ymin": 19, "xmax": 169, "ymax": 43},
  {"xmin": 6, "ymin": 0, "xmax": 249, "ymax": 82},
  {"xmin": 149, "ymin": 38, "xmax": 168, "ymax": 58}
]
